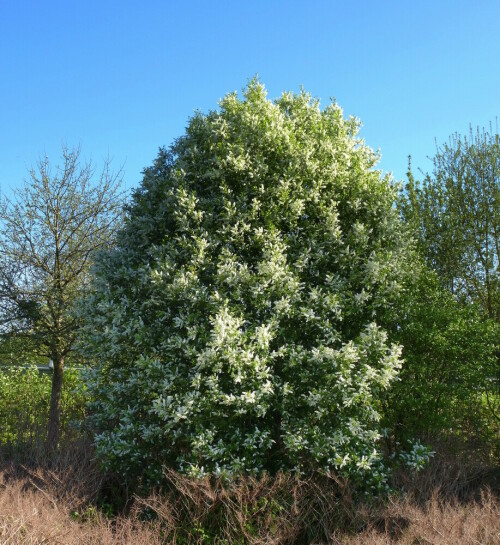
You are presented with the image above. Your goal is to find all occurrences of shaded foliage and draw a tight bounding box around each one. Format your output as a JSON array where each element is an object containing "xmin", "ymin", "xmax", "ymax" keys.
[
  {"xmin": 382, "ymin": 265, "xmax": 499, "ymax": 455},
  {"xmin": 399, "ymin": 126, "xmax": 500, "ymax": 434}
]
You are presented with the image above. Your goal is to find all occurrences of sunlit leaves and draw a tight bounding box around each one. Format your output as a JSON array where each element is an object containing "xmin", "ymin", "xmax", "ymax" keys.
[{"xmin": 80, "ymin": 80, "xmax": 410, "ymax": 488}]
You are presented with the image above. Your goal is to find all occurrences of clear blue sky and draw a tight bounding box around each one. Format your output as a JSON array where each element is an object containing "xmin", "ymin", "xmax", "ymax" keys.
[{"xmin": 1, "ymin": 0, "xmax": 498, "ymax": 198}]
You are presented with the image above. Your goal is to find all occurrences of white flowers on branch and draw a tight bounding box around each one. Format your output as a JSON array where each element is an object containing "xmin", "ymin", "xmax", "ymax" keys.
[{"xmin": 79, "ymin": 80, "xmax": 411, "ymax": 490}]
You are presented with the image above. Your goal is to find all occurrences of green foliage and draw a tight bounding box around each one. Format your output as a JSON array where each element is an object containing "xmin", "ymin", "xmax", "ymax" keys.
[
  {"xmin": 398, "ymin": 127, "xmax": 500, "ymax": 443},
  {"xmin": 382, "ymin": 262, "xmax": 499, "ymax": 450},
  {"xmin": 0, "ymin": 146, "xmax": 124, "ymax": 445},
  {"xmin": 401, "ymin": 127, "xmax": 500, "ymax": 320},
  {"xmin": 80, "ymin": 80, "xmax": 413, "ymax": 488},
  {"xmin": 0, "ymin": 366, "xmax": 86, "ymax": 454},
  {"xmin": 0, "ymin": 334, "xmax": 46, "ymax": 366},
  {"xmin": 0, "ymin": 146, "xmax": 123, "ymax": 356}
]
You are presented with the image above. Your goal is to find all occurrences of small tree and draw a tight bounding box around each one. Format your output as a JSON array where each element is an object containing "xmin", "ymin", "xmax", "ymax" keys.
[
  {"xmin": 0, "ymin": 147, "xmax": 123, "ymax": 447},
  {"xmin": 402, "ymin": 126, "xmax": 500, "ymax": 320},
  {"xmin": 81, "ymin": 81, "xmax": 412, "ymax": 488},
  {"xmin": 401, "ymin": 127, "xmax": 500, "ymax": 422}
]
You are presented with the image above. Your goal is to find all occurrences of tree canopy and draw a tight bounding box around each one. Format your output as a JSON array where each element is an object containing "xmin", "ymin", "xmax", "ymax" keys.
[
  {"xmin": 80, "ymin": 81, "xmax": 415, "ymax": 488},
  {"xmin": 0, "ymin": 147, "xmax": 123, "ymax": 446},
  {"xmin": 400, "ymin": 127, "xmax": 500, "ymax": 428},
  {"xmin": 402, "ymin": 127, "xmax": 500, "ymax": 321}
]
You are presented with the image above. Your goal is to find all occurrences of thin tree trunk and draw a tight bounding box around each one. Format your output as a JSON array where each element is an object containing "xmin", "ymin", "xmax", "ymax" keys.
[{"xmin": 47, "ymin": 354, "xmax": 64, "ymax": 451}]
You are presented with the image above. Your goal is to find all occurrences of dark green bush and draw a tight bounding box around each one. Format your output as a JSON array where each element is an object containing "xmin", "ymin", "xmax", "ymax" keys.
[
  {"xmin": 0, "ymin": 366, "xmax": 86, "ymax": 459},
  {"xmin": 382, "ymin": 267, "xmax": 499, "ymax": 458}
]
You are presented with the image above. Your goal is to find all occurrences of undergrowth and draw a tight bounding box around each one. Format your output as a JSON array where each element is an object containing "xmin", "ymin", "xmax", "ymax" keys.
[
  {"xmin": 0, "ymin": 438, "xmax": 498, "ymax": 545},
  {"xmin": 0, "ymin": 369, "xmax": 498, "ymax": 544}
]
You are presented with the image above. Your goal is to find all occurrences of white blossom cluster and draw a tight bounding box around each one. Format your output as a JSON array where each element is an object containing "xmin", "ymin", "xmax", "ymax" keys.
[{"xmin": 79, "ymin": 81, "xmax": 410, "ymax": 489}]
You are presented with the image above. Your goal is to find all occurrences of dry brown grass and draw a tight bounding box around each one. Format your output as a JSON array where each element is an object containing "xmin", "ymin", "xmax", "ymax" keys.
[
  {"xmin": 133, "ymin": 469, "xmax": 355, "ymax": 544},
  {"xmin": 0, "ymin": 465, "xmax": 163, "ymax": 545},
  {"xmin": 336, "ymin": 490, "xmax": 500, "ymax": 545},
  {"xmin": 0, "ymin": 442, "xmax": 499, "ymax": 545}
]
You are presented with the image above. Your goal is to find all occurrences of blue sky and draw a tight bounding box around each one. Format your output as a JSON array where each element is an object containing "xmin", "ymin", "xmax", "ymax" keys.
[{"xmin": 0, "ymin": 0, "xmax": 498, "ymax": 198}]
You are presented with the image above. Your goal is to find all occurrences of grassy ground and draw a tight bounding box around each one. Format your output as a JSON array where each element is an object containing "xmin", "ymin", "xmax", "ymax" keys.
[{"xmin": 0, "ymin": 440, "xmax": 499, "ymax": 545}]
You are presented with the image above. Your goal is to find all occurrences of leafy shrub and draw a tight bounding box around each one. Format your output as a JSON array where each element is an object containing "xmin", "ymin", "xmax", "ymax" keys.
[
  {"xmin": 381, "ymin": 266, "xmax": 500, "ymax": 456},
  {"xmin": 0, "ymin": 366, "xmax": 86, "ymax": 456},
  {"xmin": 80, "ymin": 80, "xmax": 413, "ymax": 488}
]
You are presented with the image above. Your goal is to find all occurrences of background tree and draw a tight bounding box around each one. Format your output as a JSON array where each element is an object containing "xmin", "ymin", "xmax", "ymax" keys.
[
  {"xmin": 380, "ymin": 261, "xmax": 499, "ymax": 454},
  {"xmin": 401, "ymin": 126, "xmax": 500, "ymax": 320},
  {"xmin": 400, "ymin": 126, "xmax": 500, "ymax": 426},
  {"xmin": 0, "ymin": 147, "xmax": 123, "ymax": 447},
  {"xmin": 0, "ymin": 334, "xmax": 45, "ymax": 367},
  {"xmin": 80, "ymin": 81, "xmax": 414, "ymax": 489}
]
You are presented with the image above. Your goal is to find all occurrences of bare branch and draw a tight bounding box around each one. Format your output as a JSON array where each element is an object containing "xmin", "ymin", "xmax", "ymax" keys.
[{"xmin": 0, "ymin": 145, "xmax": 125, "ymax": 446}]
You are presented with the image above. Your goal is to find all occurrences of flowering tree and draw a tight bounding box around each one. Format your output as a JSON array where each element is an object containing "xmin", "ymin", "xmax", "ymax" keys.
[{"xmin": 80, "ymin": 81, "xmax": 410, "ymax": 488}]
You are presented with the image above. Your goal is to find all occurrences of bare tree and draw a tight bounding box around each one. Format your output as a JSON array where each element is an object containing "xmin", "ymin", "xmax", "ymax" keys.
[{"xmin": 0, "ymin": 146, "xmax": 124, "ymax": 448}]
